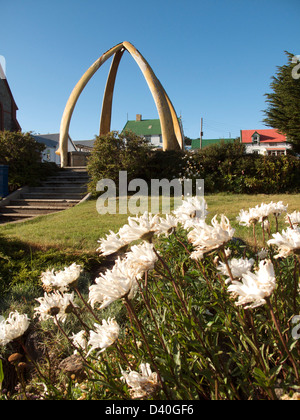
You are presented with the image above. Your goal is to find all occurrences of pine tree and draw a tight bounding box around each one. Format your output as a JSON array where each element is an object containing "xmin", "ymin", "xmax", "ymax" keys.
[{"xmin": 263, "ymin": 51, "xmax": 300, "ymax": 153}]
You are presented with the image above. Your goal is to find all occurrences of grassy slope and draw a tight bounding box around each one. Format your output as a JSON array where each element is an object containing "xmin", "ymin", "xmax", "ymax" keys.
[{"xmin": 0, "ymin": 194, "xmax": 299, "ymax": 253}]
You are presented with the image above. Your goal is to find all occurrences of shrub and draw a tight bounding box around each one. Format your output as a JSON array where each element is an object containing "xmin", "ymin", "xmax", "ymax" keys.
[
  {"xmin": 87, "ymin": 131, "xmax": 151, "ymax": 194},
  {"xmin": 87, "ymin": 134, "xmax": 300, "ymax": 195},
  {"xmin": 0, "ymin": 131, "xmax": 58, "ymax": 192}
]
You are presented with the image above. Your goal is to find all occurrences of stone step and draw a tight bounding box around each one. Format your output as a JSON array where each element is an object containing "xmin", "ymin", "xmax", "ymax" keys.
[
  {"xmin": 0, "ymin": 212, "xmax": 51, "ymax": 220},
  {"xmin": 0, "ymin": 206, "xmax": 67, "ymax": 215},
  {"xmin": 9, "ymin": 199, "xmax": 78, "ymax": 207},
  {"xmin": 42, "ymin": 178, "xmax": 89, "ymax": 185},
  {"xmin": 27, "ymin": 187, "xmax": 87, "ymax": 198},
  {"xmin": 63, "ymin": 166, "xmax": 88, "ymax": 172},
  {"xmin": 21, "ymin": 193, "xmax": 85, "ymax": 200},
  {"xmin": 0, "ymin": 167, "xmax": 90, "ymax": 224}
]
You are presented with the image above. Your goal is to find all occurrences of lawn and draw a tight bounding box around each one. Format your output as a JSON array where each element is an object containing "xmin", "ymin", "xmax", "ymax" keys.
[{"xmin": 0, "ymin": 193, "xmax": 299, "ymax": 253}]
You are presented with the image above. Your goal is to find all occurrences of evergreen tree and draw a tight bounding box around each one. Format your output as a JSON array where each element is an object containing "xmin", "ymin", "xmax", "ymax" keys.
[{"xmin": 263, "ymin": 51, "xmax": 300, "ymax": 153}]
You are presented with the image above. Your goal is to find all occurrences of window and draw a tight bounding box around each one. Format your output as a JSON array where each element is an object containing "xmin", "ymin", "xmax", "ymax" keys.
[{"xmin": 251, "ymin": 132, "xmax": 260, "ymax": 145}]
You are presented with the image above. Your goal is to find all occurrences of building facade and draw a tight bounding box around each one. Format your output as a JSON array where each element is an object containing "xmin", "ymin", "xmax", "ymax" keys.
[
  {"xmin": 32, "ymin": 133, "xmax": 77, "ymax": 165},
  {"xmin": 0, "ymin": 63, "xmax": 21, "ymax": 132},
  {"xmin": 240, "ymin": 129, "xmax": 292, "ymax": 155},
  {"xmin": 123, "ymin": 114, "xmax": 184, "ymax": 148}
]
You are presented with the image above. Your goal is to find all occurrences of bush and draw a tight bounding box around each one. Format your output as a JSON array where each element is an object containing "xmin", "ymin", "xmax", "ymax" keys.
[
  {"xmin": 87, "ymin": 131, "xmax": 152, "ymax": 194},
  {"xmin": 0, "ymin": 131, "xmax": 58, "ymax": 193},
  {"xmin": 87, "ymin": 134, "xmax": 300, "ymax": 195}
]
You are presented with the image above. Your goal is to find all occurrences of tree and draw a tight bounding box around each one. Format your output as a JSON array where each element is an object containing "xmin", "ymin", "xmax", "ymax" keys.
[
  {"xmin": 263, "ymin": 51, "xmax": 300, "ymax": 153},
  {"xmin": 0, "ymin": 131, "xmax": 57, "ymax": 192}
]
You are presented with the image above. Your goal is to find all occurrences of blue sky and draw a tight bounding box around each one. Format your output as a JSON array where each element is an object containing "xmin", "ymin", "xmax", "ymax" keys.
[{"xmin": 1, "ymin": 0, "xmax": 299, "ymax": 141}]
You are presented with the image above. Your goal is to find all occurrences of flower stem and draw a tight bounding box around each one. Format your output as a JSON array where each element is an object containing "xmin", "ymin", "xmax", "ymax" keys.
[
  {"xmin": 265, "ymin": 297, "xmax": 299, "ymax": 383},
  {"xmin": 74, "ymin": 287, "xmax": 101, "ymax": 323},
  {"xmin": 124, "ymin": 296, "xmax": 170, "ymax": 399}
]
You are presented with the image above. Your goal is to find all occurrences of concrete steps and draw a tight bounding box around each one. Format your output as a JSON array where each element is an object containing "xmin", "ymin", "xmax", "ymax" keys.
[{"xmin": 0, "ymin": 167, "xmax": 90, "ymax": 224}]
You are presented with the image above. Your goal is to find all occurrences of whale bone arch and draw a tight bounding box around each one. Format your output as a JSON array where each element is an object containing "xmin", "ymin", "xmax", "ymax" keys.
[{"xmin": 57, "ymin": 41, "xmax": 183, "ymax": 167}]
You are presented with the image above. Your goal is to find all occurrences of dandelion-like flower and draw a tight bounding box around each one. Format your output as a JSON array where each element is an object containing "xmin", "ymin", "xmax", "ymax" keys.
[
  {"xmin": 34, "ymin": 291, "xmax": 76, "ymax": 323},
  {"xmin": 87, "ymin": 318, "xmax": 120, "ymax": 356},
  {"xmin": 0, "ymin": 311, "xmax": 30, "ymax": 346},
  {"xmin": 121, "ymin": 363, "xmax": 160, "ymax": 399},
  {"xmin": 188, "ymin": 214, "xmax": 235, "ymax": 260},
  {"xmin": 41, "ymin": 263, "xmax": 82, "ymax": 292},
  {"xmin": 118, "ymin": 212, "xmax": 160, "ymax": 243},
  {"xmin": 227, "ymin": 259, "xmax": 276, "ymax": 309},
  {"xmin": 217, "ymin": 257, "xmax": 255, "ymax": 284},
  {"xmin": 88, "ymin": 257, "xmax": 138, "ymax": 309},
  {"xmin": 267, "ymin": 227, "xmax": 300, "ymax": 258},
  {"xmin": 97, "ymin": 231, "xmax": 129, "ymax": 256}
]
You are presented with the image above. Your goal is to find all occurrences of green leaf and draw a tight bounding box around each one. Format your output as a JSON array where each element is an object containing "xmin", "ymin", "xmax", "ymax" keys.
[{"xmin": 0, "ymin": 360, "xmax": 4, "ymax": 390}]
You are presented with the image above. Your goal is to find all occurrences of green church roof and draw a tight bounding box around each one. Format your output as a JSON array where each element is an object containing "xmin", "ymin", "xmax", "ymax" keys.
[{"xmin": 123, "ymin": 119, "xmax": 162, "ymax": 136}]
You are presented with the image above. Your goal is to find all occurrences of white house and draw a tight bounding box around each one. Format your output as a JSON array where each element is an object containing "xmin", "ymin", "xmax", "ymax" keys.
[
  {"xmin": 240, "ymin": 129, "xmax": 292, "ymax": 156},
  {"xmin": 32, "ymin": 133, "xmax": 77, "ymax": 165}
]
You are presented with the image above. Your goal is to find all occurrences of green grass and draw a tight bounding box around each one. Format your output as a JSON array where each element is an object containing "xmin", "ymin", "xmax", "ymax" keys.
[{"xmin": 0, "ymin": 194, "xmax": 299, "ymax": 253}]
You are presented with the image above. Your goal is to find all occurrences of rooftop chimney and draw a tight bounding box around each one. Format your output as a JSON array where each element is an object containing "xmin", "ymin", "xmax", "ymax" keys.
[{"xmin": 136, "ymin": 114, "xmax": 142, "ymax": 122}]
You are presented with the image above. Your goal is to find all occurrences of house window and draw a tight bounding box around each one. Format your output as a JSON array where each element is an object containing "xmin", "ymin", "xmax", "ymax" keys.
[
  {"xmin": 252, "ymin": 133, "xmax": 260, "ymax": 144},
  {"xmin": 144, "ymin": 136, "xmax": 151, "ymax": 143}
]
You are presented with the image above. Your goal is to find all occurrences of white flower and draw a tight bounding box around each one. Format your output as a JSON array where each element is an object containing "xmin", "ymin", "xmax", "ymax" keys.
[
  {"xmin": 237, "ymin": 201, "xmax": 288, "ymax": 227},
  {"xmin": 236, "ymin": 207, "xmax": 261, "ymax": 226},
  {"xmin": 257, "ymin": 248, "xmax": 269, "ymax": 260},
  {"xmin": 121, "ymin": 363, "xmax": 159, "ymax": 399},
  {"xmin": 217, "ymin": 257, "xmax": 255, "ymax": 283},
  {"xmin": 267, "ymin": 201, "xmax": 288, "ymax": 217},
  {"xmin": 34, "ymin": 291, "xmax": 76, "ymax": 323},
  {"xmin": 156, "ymin": 214, "xmax": 179, "ymax": 236},
  {"xmin": 87, "ymin": 318, "xmax": 120, "ymax": 356},
  {"xmin": 118, "ymin": 212, "xmax": 160, "ymax": 243},
  {"xmin": 88, "ymin": 257, "xmax": 138, "ymax": 309},
  {"xmin": 70, "ymin": 330, "xmax": 88, "ymax": 354},
  {"xmin": 0, "ymin": 311, "xmax": 30, "ymax": 346},
  {"xmin": 41, "ymin": 263, "xmax": 82, "ymax": 292},
  {"xmin": 267, "ymin": 227, "xmax": 300, "ymax": 258},
  {"xmin": 227, "ymin": 259, "xmax": 276, "ymax": 309},
  {"xmin": 286, "ymin": 211, "xmax": 300, "ymax": 227},
  {"xmin": 97, "ymin": 231, "xmax": 129, "ymax": 256},
  {"xmin": 173, "ymin": 197, "xmax": 208, "ymax": 228},
  {"xmin": 188, "ymin": 215, "xmax": 235, "ymax": 260},
  {"xmin": 125, "ymin": 242, "xmax": 158, "ymax": 279}
]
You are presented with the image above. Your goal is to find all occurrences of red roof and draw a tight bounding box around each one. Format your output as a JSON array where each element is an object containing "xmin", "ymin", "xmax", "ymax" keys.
[{"xmin": 241, "ymin": 129, "xmax": 287, "ymax": 144}]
